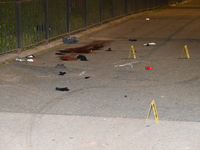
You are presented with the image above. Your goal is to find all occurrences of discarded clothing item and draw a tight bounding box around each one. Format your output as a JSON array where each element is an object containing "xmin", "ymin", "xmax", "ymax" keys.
[
  {"xmin": 144, "ymin": 43, "xmax": 156, "ymax": 46},
  {"xmin": 59, "ymin": 71, "xmax": 66, "ymax": 75},
  {"xmin": 15, "ymin": 58, "xmax": 25, "ymax": 62},
  {"xmin": 55, "ymin": 87, "xmax": 69, "ymax": 91},
  {"xmin": 62, "ymin": 36, "xmax": 79, "ymax": 44},
  {"xmin": 85, "ymin": 76, "xmax": 90, "ymax": 79},
  {"xmin": 26, "ymin": 55, "xmax": 35, "ymax": 59},
  {"xmin": 55, "ymin": 64, "xmax": 66, "ymax": 68},
  {"xmin": 77, "ymin": 55, "xmax": 88, "ymax": 61}
]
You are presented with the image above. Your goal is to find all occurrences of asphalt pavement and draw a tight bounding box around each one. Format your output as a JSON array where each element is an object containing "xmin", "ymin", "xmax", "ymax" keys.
[{"xmin": 0, "ymin": 0, "xmax": 200, "ymax": 149}]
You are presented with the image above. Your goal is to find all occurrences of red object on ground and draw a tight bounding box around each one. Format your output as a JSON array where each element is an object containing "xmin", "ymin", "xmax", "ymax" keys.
[{"xmin": 145, "ymin": 66, "xmax": 153, "ymax": 70}]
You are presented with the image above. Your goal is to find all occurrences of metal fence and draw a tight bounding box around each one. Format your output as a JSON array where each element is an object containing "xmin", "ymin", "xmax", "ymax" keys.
[{"xmin": 0, "ymin": 0, "xmax": 184, "ymax": 54}]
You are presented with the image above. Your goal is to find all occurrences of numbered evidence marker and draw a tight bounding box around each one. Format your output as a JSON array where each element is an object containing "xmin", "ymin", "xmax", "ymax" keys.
[
  {"xmin": 180, "ymin": 45, "xmax": 191, "ymax": 59},
  {"xmin": 128, "ymin": 45, "xmax": 137, "ymax": 59},
  {"xmin": 146, "ymin": 100, "xmax": 159, "ymax": 123}
]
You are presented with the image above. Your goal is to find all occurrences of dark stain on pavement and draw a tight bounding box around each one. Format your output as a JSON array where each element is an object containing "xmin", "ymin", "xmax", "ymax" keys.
[{"xmin": 58, "ymin": 41, "xmax": 111, "ymax": 61}]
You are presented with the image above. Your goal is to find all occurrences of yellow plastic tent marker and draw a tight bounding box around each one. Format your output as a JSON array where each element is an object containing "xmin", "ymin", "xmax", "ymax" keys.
[
  {"xmin": 180, "ymin": 45, "xmax": 190, "ymax": 59},
  {"xmin": 128, "ymin": 45, "xmax": 136, "ymax": 59},
  {"xmin": 146, "ymin": 100, "xmax": 159, "ymax": 123}
]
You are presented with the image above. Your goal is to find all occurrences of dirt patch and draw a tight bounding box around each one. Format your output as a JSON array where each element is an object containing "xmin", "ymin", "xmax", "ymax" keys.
[{"xmin": 58, "ymin": 41, "xmax": 111, "ymax": 61}]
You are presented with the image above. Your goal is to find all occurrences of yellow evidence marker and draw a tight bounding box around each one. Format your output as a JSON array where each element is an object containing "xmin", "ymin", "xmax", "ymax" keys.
[
  {"xmin": 128, "ymin": 45, "xmax": 136, "ymax": 59},
  {"xmin": 180, "ymin": 45, "xmax": 191, "ymax": 59},
  {"xmin": 146, "ymin": 100, "xmax": 159, "ymax": 123}
]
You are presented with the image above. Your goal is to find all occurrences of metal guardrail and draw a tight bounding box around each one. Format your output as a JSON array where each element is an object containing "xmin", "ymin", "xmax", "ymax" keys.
[{"xmin": 0, "ymin": 0, "xmax": 184, "ymax": 54}]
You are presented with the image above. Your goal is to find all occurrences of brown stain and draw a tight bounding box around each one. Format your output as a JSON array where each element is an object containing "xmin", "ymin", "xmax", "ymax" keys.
[{"xmin": 58, "ymin": 41, "xmax": 111, "ymax": 61}]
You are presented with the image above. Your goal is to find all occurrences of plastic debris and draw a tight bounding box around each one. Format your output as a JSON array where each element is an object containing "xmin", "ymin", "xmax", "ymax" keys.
[
  {"xmin": 79, "ymin": 71, "xmax": 86, "ymax": 76},
  {"xmin": 146, "ymin": 18, "xmax": 150, "ymax": 21},
  {"xmin": 27, "ymin": 59, "xmax": 36, "ymax": 62},
  {"xmin": 77, "ymin": 55, "xmax": 88, "ymax": 61},
  {"xmin": 55, "ymin": 87, "xmax": 69, "ymax": 91},
  {"xmin": 85, "ymin": 76, "xmax": 90, "ymax": 79},
  {"xmin": 144, "ymin": 43, "xmax": 156, "ymax": 46},
  {"xmin": 26, "ymin": 55, "xmax": 35, "ymax": 59},
  {"xmin": 145, "ymin": 66, "xmax": 153, "ymax": 70},
  {"xmin": 62, "ymin": 36, "xmax": 79, "ymax": 44},
  {"xmin": 15, "ymin": 58, "xmax": 25, "ymax": 62}
]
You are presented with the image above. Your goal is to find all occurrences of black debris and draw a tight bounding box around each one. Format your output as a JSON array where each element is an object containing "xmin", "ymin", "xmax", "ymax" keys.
[
  {"xmin": 85, "ymin": 76, "xmax": 90, "ymax": 79},
  {"xmin": 77, "ymin": 55, "xmax": 88, "ymax": 61},
  {"xmin": 59, "ymin": 71, "xmax": 66, "ymax": 75},
  {"xmin": 55, "ymin": 87, "xmax": 69, "ymax": 91}
]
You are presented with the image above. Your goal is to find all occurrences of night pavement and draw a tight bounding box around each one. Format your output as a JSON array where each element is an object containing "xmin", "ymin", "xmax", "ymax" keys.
[{"xmin": 0, "ymin": 0, "xmax": 200, "ymax": 149}]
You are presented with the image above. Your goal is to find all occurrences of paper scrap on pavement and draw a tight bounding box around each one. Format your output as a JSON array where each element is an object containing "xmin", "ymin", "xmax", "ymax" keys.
[{"xmin": 114, "ymin": 61, "xmax": 141, "ymax": 68}]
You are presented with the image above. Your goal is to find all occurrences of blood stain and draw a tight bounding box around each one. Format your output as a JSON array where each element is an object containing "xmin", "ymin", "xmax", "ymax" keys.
[{"xmin": 58, "ymin": 41, "xmax": 110, "ymax": 61}]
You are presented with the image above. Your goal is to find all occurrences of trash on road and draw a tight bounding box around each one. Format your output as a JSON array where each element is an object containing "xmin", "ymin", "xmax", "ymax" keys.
[
  {"xmin": 59, "ymin": 71, "xmax": 66, "ymax": 75},
  {"xmin": 15, "ymin": 58, "xmax": 26, "ymax": 62},
  {"xmin": 55, "ymin": 87, "xmax": 70, "ymax": 91},
  {"xmin": 85, "ymin": 76, "xmax": 90, "ymax": 79},
  {"xmin": 26, "ymin": 55, "xmax": 35, "ymax": 59},
  {"xmin": 145, "ymin": 66, "xmax": 153, "ymax": 70},
  {"xmin": 146, "ymin": 18, "xmax": 150, "ymax": 20},
  {"xmin": 27, "ymin": 59, "xmax": 36, "ymax": 62},
  {"xmin": 79, "ymin": 71, "xmax": 86, "ymax": 76},
  {"xmin": 144, "ymin": 43, "xmax": 156, "ymax": 46},
  {"xmin": 114, "ymin": 61, "xmax": 141, "ymax": 68},
  {"xmin": 16, "ymin": 57, "xmax": 36, "ymax": 62},
  {"xmin": 62, "ymin": 36, "xmax": 79, "ymax": 44},
  {"xmin": 77, "ymin": 55, "xmax": 88, "ymax": 61}
]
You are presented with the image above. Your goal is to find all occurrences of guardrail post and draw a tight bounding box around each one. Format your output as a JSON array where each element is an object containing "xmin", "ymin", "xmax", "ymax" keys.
[{"xmin": 15, "ymin": 0, "xmax": 22, "ymax": 54}]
